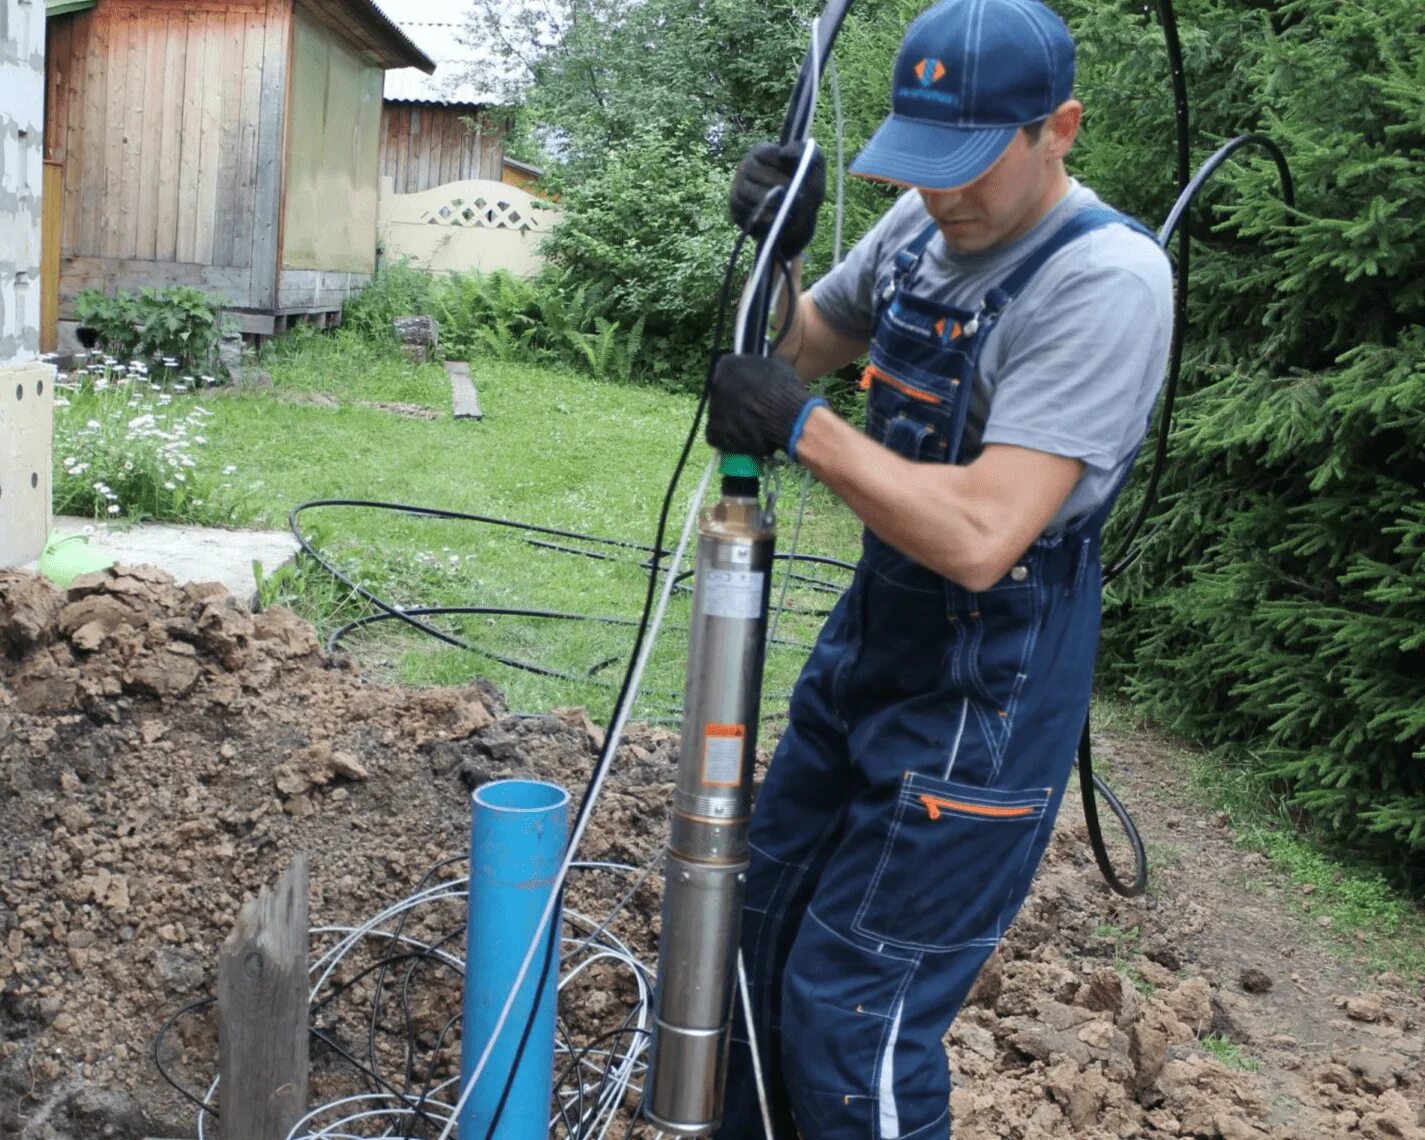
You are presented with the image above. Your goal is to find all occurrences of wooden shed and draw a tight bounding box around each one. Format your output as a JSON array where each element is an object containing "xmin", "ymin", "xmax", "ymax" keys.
[
  {"xmin": 379, "ymin": 100, "xmax": 507, "ymax": 194},
  {"xmin": 378, "ymin": 8, "xmax": 508, "ymax": 195},
  {"xmin": 42, "ymin": 0, "xmax": 434, "ymax": 338}
]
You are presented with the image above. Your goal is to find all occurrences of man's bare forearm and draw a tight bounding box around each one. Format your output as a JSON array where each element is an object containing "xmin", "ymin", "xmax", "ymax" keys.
[
  {"xmin": 775, "ymin": 288, "xmax": 869, "ymax": 383},
  {"xmin": 795, "ymin": 406, "xmax": 1083, "ymax": 591}
]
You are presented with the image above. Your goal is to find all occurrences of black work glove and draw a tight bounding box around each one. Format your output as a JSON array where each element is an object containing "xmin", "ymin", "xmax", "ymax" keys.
[
  {"xmin": 707, "ymin": 354, "xmax": 827, "ymax": 461},
  {"xmin": 729, "ymin": 141, "xmax": 826, "ymax": 259}
]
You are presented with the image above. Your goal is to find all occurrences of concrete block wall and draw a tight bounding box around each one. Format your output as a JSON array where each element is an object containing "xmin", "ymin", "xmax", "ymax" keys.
[
  {"xmin": 2, "ymin": 0, "xmax": 54, "ymax": 567},
  {"xmin": 0, "ymin": 363, "xmax": 54, "ymax": 567},
  {"xmin": 1, "ymin": 0, "xmax": 44, "ymax": 362}
]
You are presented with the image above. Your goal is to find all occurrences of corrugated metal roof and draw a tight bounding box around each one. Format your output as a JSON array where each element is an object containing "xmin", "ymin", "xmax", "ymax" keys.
[
  {"xmin": 44, "ymin": 0, "xmax": 98, "ymax": 15},
  {"xmin": 44, "ymin": 0, "xmax": 434, "ymax": 74},
  {"xmin": 381, "ymin": 1, "xmax": 498, "ymax": 105},
  {"xmin": 352, "ymin": 0, "xmax": 436, "ymax": 73}
]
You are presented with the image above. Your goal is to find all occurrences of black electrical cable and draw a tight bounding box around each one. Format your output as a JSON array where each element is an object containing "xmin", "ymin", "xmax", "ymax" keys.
[
  {"xmin": 287, "ymin": 504, "xmax": 851, "ymax": 692},
  {"xmin": 475, "ymin": 894, "xmax": 562, "ymax": 1140},
  {"xmin": 153, "ymin": 996, "xmax": 219, "ymax": 1119},
  {"xmin": 406, "ymin": 1005, "xmax": 464, "ymax": 1133},
  {"xmin": 458, "ymin": 63, "xmax": 826, "ymax": 1125},
  {"xmin": 369, "ymin": 855, "xmax": 465, "ymax": 1094},
  {"xmin": 1078, "ymin": 0, "xmax": 1297, "ymax": 897},
  {"xmin": 571, "ymin": 1022, "xmax": 650, "ymax": 1134},
  {"xmin": 452, "ymin": 223, "xmax": 761, "ymax": 1140},
  {"xmin": 767, "ymin": 253, "xmax": 800, "ymax": 356},
  {"xmin": 1104, "ymin": 133, "xmax": 1295, "ymax": 581},
  {"xmin": 230, "ymin": 1, "xmax": 1301, "ymax": 1128},
  {"xmin": 308, "ymin": 946, "xmax": 458, "ymax": 1019},
  {"xmin": 396, "ymin": 928, "xmax": 467, "ymax": 1103},
  {"xmin": 1070, "ymin": 0, "xmax": 1195, "ymax": 902},
  {"xmin": 553, "ymin": 1018, "xmax": 585, "ymax": 1138},
  {"xmin": 308, "ymin": 1026, "xmax": 452, "ymax": 1134},
  {"xmin": 306, "ymin": 929, "xmax": 464, "ymax": 1124},
  {"xmin": 736, "ymin": 0, "xmax": 855, "ymax": 347}
]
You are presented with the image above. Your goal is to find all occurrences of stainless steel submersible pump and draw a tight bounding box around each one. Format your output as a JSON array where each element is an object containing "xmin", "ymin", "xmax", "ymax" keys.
[{"xmin": 645, "ymin": 461, "xmax": 775, "ymax": 1135}]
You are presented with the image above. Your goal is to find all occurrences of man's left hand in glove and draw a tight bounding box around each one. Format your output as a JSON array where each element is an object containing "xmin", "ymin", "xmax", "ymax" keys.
[{"xmin": 706, "ymin": 353, "xmax": 828, "ymax": 461}]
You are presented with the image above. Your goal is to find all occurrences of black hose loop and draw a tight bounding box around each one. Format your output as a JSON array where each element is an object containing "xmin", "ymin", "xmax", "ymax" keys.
[{"xmin": 1077, "ymin": 714, "xmax": 1150, "ymax": 898}]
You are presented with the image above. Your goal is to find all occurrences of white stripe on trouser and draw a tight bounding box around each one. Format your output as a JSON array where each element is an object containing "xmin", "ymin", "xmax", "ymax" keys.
[
  {"xmin": 942, "ymin": 697, "xmax": 969, "ymax": 780},
  {"xmin": 877, "ymin": 997, "xmax": 905, "ymax": 1138}
]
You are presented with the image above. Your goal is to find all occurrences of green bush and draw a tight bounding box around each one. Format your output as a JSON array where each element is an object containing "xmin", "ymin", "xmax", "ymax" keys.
[
  {"xmin": 1058, "ymin": 0, "xmax": 1425, "ymax": 878},
  {"xmin": 73, "ymin": 285, "xmax": 226, "ymax": 377},
  {"xmin": 536, "ymin": 123, "xmax": 735, "ymax": 387},
  {"xmin": 340, "ymin": 260, "xmax": 435, "ymax": 341},
  {"xmin": 490, "ymin": 0, "xmax": 924, "ymax": 390},
  {"xmin": 338, "ymin": 265, "xmax": 651, "ymax": 386}
]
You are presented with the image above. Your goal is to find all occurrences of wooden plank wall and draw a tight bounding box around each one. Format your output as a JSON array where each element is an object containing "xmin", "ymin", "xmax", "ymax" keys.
[
  {"xmin": 378, "ymin": 104, "xmax": 507, "ymax": 195},
  {"xmin": 44, "ymin": 0, "xmax": 292, "ymax": 310},
  {"xmin": 280, "ymin": 5, "xmax": 383, "ymax": 277}
]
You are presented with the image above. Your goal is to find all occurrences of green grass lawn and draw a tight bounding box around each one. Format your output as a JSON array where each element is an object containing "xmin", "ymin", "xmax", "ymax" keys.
[
  {"xmin": 55, "ymin": 327, "xmax": 1425, "ymax": 972},
  {"xmin": 197, "ymin": 329, "xmax": 862, "ymax": 719}
]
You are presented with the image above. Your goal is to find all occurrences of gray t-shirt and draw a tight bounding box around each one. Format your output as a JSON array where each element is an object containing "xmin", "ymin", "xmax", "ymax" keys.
[{"xmin": 810, "ymin": 180, "xmax": 1173, "ymax": 532}]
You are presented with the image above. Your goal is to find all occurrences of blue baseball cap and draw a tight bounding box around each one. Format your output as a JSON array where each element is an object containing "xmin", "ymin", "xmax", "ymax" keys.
[{"xmin": 849, "ymin": 0, "xmax": 1075, "ymax": 190}]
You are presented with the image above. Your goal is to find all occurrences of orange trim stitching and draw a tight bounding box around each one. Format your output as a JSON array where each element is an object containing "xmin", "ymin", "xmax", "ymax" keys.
[
  {"xmin": 918, "ymin": 794, "xmax": 1036, "ymax": 821},
  {"xmin": 859, "ymin": 363, "xmax": 943, "ymax": 405}
]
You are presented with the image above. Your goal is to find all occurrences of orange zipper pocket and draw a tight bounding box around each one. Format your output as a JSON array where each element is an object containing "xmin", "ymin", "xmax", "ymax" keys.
[
  {"xmin": 918, "ymin": 794, "xmax": 1036, "ymax": 821},
  {"xmin": 859, "ymin": 363, "xmax": 944, "ymax": 405}
]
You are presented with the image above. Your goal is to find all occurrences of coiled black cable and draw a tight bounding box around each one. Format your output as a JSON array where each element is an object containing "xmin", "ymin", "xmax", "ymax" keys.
[{"xmin": 1079, "ymin": 0, "xmax": 1297, "ymax": 898}]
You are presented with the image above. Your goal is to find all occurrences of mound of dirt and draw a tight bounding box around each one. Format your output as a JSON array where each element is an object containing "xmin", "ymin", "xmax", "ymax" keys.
[{"xmin": 1, "ymin": 568, "xmax": 1422, "ymax": 1139}]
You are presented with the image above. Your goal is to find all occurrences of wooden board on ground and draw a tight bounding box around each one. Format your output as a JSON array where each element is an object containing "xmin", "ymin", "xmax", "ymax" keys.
[{"xmin": 445, "ymin": 360, "xmax": 483, "ymax": 420}]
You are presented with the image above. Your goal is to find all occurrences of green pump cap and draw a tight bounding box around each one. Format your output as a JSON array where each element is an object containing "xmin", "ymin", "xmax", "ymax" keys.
[{"xmin": 718, "ymin": 453, "xmax": 762, "ymax": 478}]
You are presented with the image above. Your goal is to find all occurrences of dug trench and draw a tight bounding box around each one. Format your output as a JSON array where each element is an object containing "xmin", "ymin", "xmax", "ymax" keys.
[{"xmin": 0, "ymin": 568, "xmax": 1421, "ymax": 1139}]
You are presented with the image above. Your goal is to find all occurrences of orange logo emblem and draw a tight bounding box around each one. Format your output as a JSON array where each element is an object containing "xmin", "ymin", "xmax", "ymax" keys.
[
  {"xmin": 933, "ymin": 318, "xmax": 962, "ymax": 343},
  {"xmin": 914, "ymin": 58, "xmax": 947, "ymax": 86}
]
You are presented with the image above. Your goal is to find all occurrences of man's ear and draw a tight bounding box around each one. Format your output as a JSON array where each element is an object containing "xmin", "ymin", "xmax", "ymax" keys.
[{"xmin": 1043, "ymin": 100, "xmax": 1083, "ymax": 159}]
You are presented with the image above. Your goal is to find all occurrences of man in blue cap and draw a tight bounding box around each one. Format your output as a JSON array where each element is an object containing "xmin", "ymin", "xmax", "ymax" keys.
[{"xmin": 708, "ymin": 0, "xmax": 1173, "ymax": 1135}]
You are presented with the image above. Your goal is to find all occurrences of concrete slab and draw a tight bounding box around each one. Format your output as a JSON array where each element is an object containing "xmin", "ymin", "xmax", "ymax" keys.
[{"xmin": 20, "ymin": 517, "xmax": 301, "ymax": 605}]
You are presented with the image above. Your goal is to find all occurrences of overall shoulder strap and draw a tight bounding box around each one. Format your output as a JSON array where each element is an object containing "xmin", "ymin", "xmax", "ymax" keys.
[
  {"xmin": 982, "ymin": 206, "xmax": 1148, "ymax": 315},
  {"xmin": 876, "ymin": 219, "xmax": 943, "ymax": 324},
  {"xmin": 890, "ymin": 219, "xmax": 943, "ymax": 280}
]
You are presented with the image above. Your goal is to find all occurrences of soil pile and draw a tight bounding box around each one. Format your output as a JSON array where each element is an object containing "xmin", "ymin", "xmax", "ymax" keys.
[{"xmin": 1, "ymin": 568, "xmax": 1422, "ymax": 1138}]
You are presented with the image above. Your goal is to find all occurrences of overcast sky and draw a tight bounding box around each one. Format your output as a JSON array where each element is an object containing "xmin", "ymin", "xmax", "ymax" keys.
[{"xmin": 379, "ymin": 0, "xmax": 527, "ymax": 104}]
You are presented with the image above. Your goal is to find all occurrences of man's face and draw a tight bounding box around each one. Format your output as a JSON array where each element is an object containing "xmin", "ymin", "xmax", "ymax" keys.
[{"xmin": 917, "ymin": 125, "xmax": 1061, "ymax": 254}]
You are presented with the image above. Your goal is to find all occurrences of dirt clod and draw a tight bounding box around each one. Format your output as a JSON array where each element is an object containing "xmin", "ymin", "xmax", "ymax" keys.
[{"xmin": 3, "ymin": 568, "xmax": 1424, "ymax": 1139}]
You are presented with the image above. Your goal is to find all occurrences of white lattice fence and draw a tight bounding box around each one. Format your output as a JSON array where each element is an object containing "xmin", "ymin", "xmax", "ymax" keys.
[{"xmin": 377, "ymin": 177, "xmax": 560, "ymax": 277}]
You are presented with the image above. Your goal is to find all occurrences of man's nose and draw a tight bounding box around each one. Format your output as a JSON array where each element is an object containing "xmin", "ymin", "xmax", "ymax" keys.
[{"xmin": 920, "ymin": 187, "xmax": 962, "ymax": 212}]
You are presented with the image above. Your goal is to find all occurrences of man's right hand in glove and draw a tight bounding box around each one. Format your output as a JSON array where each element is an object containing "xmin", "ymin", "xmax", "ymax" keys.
[
  {"xmin": 706, "ymin": 353, "xmax": 827, "ymax": 461},
  {"xmin": 729, "ymin": 141, "xmax": 826, "ymax": 258}
]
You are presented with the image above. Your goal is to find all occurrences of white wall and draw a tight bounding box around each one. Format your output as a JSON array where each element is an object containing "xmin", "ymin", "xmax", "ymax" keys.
[
  {"xmin": 1, "ymin": 0, "xmax": 53, "ymax": 568},
  {"xmin": 377, "ymin": 177, "xmax": 558, "ymax": 279}
]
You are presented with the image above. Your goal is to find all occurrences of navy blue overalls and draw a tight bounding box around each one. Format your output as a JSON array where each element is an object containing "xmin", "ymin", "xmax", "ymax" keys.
[{"xmin": 718, "ymin": 207, "xmax": 1148, "ymax": 1139}]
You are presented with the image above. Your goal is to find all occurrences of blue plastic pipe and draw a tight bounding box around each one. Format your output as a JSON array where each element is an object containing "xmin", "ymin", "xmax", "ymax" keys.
[{"xmin": 461, "ymin": 779, "xmax": 569, "ymax": 1140}]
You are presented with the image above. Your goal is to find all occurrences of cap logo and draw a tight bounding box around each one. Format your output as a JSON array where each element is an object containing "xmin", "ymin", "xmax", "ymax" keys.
[
  {"xmin": 914, "ymin": 58, "xmax": 947, "ymax": 86},
  {"xmin": 899, "ymin": 56, "xmax": 959, "ymax": 107}
]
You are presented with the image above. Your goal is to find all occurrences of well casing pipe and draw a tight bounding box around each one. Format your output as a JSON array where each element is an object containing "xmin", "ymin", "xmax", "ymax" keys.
[
  {"xmin": 646, "ymin": 481, "xmax": 775, "ymax": 1135},
  {"xmin": 461, "ymin": 779, "xmax": 569, "ymax": 1140}
]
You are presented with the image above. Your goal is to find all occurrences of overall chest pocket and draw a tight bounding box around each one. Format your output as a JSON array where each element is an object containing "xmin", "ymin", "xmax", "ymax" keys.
[{"xmin": 863, "ymin": 364, "xmax": 954, "ymax": 463}]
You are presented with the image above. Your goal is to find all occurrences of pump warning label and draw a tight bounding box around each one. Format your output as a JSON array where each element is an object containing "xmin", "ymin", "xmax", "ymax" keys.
[
  {"xmin": 701, "ymin": 569, "xmax": 764, "ymax": 620},
  {"xmin": 702, "ymin": 723, "xmax": 746, "ymax": 787}
]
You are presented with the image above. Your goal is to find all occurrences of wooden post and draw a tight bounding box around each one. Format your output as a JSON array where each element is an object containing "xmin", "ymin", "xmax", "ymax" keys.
[
  {"xmin": 40, "ymin": 163, "xmax": 63, "ymax": 355},
  {"xmin": 218, "ymin": 854, "xmax": 309, "ymax": 1140}
]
